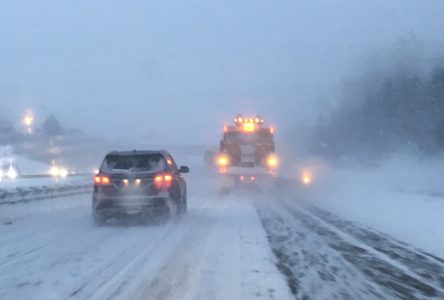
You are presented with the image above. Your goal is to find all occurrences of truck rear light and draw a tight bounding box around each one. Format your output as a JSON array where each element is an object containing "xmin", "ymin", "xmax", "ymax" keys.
[
  {"xmin": 266, "ymin": 154, "xmax": 279, "ymax": 168},
  {"xmin": 94, "ymin": 175, "xmax": 110, "ymax": 185},
  {"xmin": 250, "ymin": 176, "xmax": 256, "ymax": 181},
  {"xmin": 240, "ymin": 175, "xmax": 245, "ymax": 181},
  {"xmin": 216, "ymin": 154, "xmax": 229, "ymax": 167},
  {"xmin": 154, "ymin": 174, "xmax": 173, "ymax": 189}
]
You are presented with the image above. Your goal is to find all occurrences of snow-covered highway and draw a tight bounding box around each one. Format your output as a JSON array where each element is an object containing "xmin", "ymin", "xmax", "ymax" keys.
[
  {"xmin": 0, "ymin": 182, "xmax": 292, "ymax": 300},
  {"xmin": 1, "ymin": 172, "xmax": 444, "ymax": 300}
]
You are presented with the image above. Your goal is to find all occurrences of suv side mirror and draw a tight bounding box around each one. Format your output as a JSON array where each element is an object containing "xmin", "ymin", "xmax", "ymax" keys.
[{"xmin": 179, "ymin": 166, "xmax": 190, "ymax": 173}]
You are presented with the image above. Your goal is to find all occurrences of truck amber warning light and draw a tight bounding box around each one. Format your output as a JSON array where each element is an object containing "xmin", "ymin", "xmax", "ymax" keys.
[
  {"xmin": 234, "ymin": 114, "xmax": 264, "ymax": 125},
  {"xmin": 233, "ymin": 114, "xmax": 266, "ymax": 132},
  {"xmin": 243, "ymin": 122, "xmax": 255, "ymax": 132}
]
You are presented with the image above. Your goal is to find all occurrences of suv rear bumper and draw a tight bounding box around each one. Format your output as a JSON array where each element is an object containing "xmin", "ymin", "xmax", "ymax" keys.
[{"xmin": 93, "ymin": 194, "xmax": 172, "ymax": 217}]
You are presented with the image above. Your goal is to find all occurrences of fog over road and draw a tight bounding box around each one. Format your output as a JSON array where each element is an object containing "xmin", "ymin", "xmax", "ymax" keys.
[{"xmin": 2, "ymin": 1, "xmax": 444, "ymax": 299}]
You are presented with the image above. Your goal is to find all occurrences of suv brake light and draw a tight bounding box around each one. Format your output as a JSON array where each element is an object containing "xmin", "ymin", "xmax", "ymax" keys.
[
  {"xmin": 94, "ymin": 175, "xmax": 110, "ymax": 185},
  {"xmin": 154, "ymin": 174, "xmax": 173, "ymax": 189}
]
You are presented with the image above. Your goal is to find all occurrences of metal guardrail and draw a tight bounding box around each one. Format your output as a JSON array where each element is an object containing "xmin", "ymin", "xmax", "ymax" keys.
[
  {"xmin": 0, "ymin": 175, "xmax": 93, "ymax": 205},
  {"xmin": 18, "ymin": 173, "xmax": 94, "ymax": 179}
]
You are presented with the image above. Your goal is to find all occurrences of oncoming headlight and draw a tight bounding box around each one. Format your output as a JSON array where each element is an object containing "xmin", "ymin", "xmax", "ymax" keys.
[
  {"xmin": 59, "ymin": 168, "xmax": 68, "ymax": 178},
  {"xmin": 7, "ymin": 166, "xmax": 18, "ymax": 180},
  {"xmin": 49, "ymin": 166, "xmax": 69, "ymax": 178},
  {"xmin": 49, "ymin": 166, "xmax": 60, "ymax": 177}
]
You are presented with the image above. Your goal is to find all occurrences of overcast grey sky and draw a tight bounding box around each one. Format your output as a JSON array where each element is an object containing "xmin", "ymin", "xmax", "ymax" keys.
[{"xmin": 1, "ymin": 0, "xmax": 444, "ymax": 144}]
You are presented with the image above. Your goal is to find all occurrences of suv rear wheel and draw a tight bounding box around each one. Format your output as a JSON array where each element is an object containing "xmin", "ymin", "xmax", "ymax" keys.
[
  {"xmin": 180, "ymin": 193, "xmax": 187, "ymax": 214},
  {"xmin": 175, "ymin": 191, "xmax": 187, "ymax": 215}
]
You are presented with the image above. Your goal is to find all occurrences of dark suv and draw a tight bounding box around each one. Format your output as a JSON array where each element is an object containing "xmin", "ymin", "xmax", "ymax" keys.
[{"xmin": 92, "ymin": 150, "xmax": 189, "ymax": 224}]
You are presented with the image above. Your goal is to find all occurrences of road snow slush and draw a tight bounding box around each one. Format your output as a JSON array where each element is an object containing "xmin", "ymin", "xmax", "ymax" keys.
[
  {"xmin": 0, "ymin": 192, "xmax": 292, "ymax": 300},
  {"xmin": 255, "ymin": 194, "xmax": 444, "ymax": 300},
  {"xmin": 2, "ymin": 184, "xmax": 444, "ymax": 300}
]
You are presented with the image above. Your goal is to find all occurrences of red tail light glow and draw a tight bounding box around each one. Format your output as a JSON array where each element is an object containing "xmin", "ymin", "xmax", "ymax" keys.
[
  {"xmin": 94, "ymin": 175, "xmax": 110, "ymax": 185},
  {"xmin": 154, "ymin": 174, "xmax": 173, "ymax": 189}
]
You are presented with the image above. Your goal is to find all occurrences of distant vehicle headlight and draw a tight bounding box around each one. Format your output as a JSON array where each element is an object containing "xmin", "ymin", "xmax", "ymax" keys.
[
  {"xmin": 49, "ymin": 166, "xmax": 60, "ymax": 177},
  {"xmin": 300, "ymin": 170, "xmax": 313, "ymax": 186},
  {"xmin": 59, "ymin": 168, "xmax": 68, "ymax": 178},
  {"xmin": 49, "ymin": 165, "xmax": 69, "ymax": 178},
  {"xmin": 7, "ymin": 166, "xmax": 18, "ymax": 180}
]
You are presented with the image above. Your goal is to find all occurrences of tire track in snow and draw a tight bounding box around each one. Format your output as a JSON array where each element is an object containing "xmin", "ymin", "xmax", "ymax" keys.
[
  {"xmin": 305, "ymin": 205, "xmax": 444, "ymax": 290},
  {"xmin": 131, "ymin": 198, "xmax": 228, "ymax": 300},
  {"xmin": 73, "ymin": 195, "xmax": 221, "ymax": 300},
  {"xmin": 0, "ymin": 195, "xmax": 211, "ymax": 299},
  {"xmin": 256, "ymin": 200, "xmax": 384, "ymax": 300},
  {"xmin": 256, "ymin": 195, "xmax": 444, "ymax": 300},
  {"xmin": 284, "ymin": 205, "xmax": 442, "ymax": 299}
]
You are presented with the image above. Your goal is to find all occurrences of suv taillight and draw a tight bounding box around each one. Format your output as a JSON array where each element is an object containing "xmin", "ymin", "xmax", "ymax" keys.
[
  {"xmin": 94, "ymin": 175, "xmax": 110, "ymax": 185},
  {"xmin": 154, "ymin": 174, "xmax": 173, "ymax": 189}
]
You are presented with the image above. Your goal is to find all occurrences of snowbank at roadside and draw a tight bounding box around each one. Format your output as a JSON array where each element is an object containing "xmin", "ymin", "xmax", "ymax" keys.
[
  {"xmin": 0, "ymin": 176, "xmax": 91, "ymax": 206},
  {"xmin": 0, "ymin": 146, "xmax": 49, "ymax": 175},
  {"xmin": 13, "ymin": 155, "xmax": 50, "ymax": 175}
]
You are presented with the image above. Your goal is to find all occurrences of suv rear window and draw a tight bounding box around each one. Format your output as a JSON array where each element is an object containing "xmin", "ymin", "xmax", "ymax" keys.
[{"xmin": 101, "ymin": 154, "xmax": 166, "ymax": 173}]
